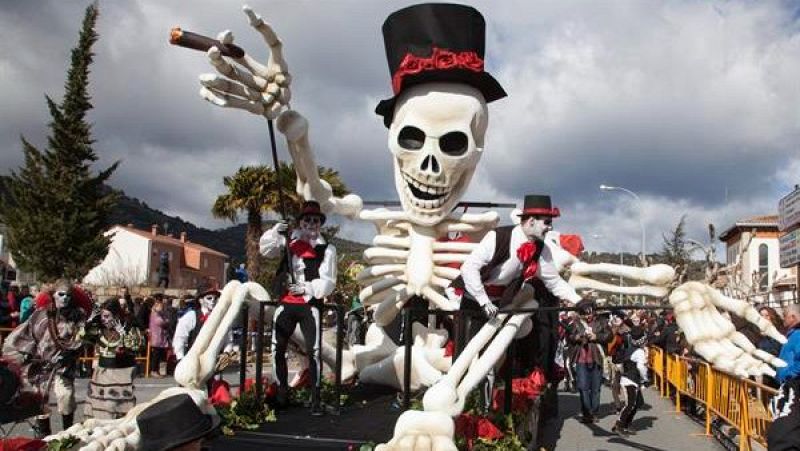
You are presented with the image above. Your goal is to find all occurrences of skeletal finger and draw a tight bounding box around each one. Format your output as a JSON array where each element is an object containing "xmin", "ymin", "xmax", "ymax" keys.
[
  {"xmin": 432, "ymin": 436, "xmax": 459, "ymax": 451},
  {"xmin": 217, "ymin": 29, "xmax": 234, "ymax": 45},
  {"xmin": 200, "ymin": 87, "xmax": 265, "ymax": 115},
  {"xmin": 708, "ymin": 289, "xmax": 787, "ymax": 344},
  {"xmin": 413, "ymin": 434, "xmax": 433, "ymax": 451},
  {"xmin": 199, "ymin": 74, "xmax": 261, "ymax": 101},
  {"xmin": 278, "ymin": 86, "xmax": 291, "ymax": 105},
  {"xmin": 208, "ymin": 46, "xmax": 266, "ymax": 91},
  {"xmin": 243, "ymin": 6, "xmax": 289, "ymax": 71}
]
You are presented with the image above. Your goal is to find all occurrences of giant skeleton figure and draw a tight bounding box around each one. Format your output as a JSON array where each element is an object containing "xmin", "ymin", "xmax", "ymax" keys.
[{"xmin": 47, "ymin": 4, "xmax": 788, "ymax": 450}]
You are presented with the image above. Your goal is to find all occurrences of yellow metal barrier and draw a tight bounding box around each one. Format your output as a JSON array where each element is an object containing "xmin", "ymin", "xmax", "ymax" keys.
[{"xmin": 648, "ymin": 348, "xmax": 780, "ymax": 451}]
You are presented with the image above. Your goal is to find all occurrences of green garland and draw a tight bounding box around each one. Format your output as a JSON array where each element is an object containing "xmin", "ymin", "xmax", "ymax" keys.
[{"xmin": 215, "ymin": 387, "xmax": 276, "ymax": 436}]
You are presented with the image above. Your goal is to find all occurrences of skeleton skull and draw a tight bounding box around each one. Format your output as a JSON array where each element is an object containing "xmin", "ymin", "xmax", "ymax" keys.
[{"xmin": 388, "ymin": 82, "xmax": 488, "ymax": 226}]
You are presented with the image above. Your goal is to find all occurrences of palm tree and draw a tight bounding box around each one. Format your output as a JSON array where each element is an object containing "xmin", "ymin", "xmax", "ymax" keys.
[{"xmin": 212, "ymin": 163, "xmax": 349, "ymax": 279}]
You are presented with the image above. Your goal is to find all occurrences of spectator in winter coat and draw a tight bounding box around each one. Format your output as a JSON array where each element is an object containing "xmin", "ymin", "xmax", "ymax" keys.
[
  {"xmin": 567, "ymin": 299, "xmax": 611, "ymax": 423},
  {"xmin": 767, "ymin": 304, "xmax": 800, "ymax": 450}
]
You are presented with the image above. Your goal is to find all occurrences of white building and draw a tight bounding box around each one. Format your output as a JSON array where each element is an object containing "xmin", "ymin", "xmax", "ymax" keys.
[
  {"xmin": 719, "ymin": 215, "xmax": 797, "ymax": 304},
  {"xmin": 84, "ymin": 224, "xmax": 228, "ymax": 290}
]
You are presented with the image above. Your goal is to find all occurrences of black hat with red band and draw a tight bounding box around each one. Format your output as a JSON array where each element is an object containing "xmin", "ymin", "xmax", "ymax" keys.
[
  {"xmin": 297, "ymin": 200, "xmax": 326, "ymax": 225},
  {"xmin": 375, "ymin": 3, "xmax": 507, "ymax": 127},
  {"xmin": 518, "ymin": 194, "xmax": 561, "ymax": 218}
]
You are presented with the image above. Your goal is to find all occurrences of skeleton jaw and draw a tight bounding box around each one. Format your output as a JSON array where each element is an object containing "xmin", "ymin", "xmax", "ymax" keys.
[{"xmin": 395, "ymin": 162, "xmax": 471, "ymax": 226}]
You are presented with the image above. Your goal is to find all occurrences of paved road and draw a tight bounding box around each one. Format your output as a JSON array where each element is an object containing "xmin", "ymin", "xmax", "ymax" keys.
[
  {"xmin": 6, "ymin": 372, "xmax": 739, "ymax": 451},
  {"xmin": 541, "ymin": 385, "xmax": 726, "ymax": 451}
]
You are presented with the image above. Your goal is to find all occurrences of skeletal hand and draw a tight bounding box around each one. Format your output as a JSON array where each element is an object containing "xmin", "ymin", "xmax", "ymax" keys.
[
  {"xmin": 199, "ymin": 6, "xmax": 290, "ymax": 119},
  {"xmin": 375, "ymin": 410, "xmax": 457, "ymax": 451},
  {"xmin": 669, "ymin": 281, "xmax": 787, "ymax": 378},
  {"xmin": 482, "ymin": 303, "xmax": 498, "ymax": 319}
]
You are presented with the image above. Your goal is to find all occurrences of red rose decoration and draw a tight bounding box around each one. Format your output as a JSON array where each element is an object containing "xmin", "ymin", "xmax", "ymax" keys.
[
  {"xmin": 398, "ymin": 53, "xmax": 423, "ymax": 74},
  {"xmin": 559, "ymin": 234, "xmax": 584, "ymax": 257},
  {"xmin": 476, "ymin": 418, "xmax": 504, "ymax": 440},
  {"xmin": 210, "ymin": 379, "xmax": 232, "ymax": 407},
  {"xmin": 457, "ymin": 52, "xmax": 484, "ymax": 71},
  {"xmin": 433, "ymin": 48, "xmax": 458, "ymax": 69}
]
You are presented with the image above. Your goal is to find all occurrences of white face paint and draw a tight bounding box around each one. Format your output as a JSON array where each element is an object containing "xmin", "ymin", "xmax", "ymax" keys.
[
  {"xmin": 298, "ymin": 216, "xmax": 322, "ymax": 242},
  {"xmin": 388, "ymin": 83, "xmax": 488, "ymax": 226},
  {"xmin": 201, "ymin": 294, "xmax": 218, "ymax": 312},
  {"xmin": 520, "ymin": 216, "xmax": 552, "ymax": 240},
  {"xmin": 53, "ymin": 289, "xmax": 69, "ymax": 309}
]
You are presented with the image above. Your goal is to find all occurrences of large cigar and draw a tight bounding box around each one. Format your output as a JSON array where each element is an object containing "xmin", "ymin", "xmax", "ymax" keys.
[{"xmin": 170, "ymin": 27, "xmax": 245, "ymax": 59}]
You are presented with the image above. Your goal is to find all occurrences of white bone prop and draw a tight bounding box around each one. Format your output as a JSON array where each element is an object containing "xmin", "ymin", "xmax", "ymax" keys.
[
  {"xmin": 45, "ymin": 281, "xmax": 267, "ymax": 450},
  {"xmin": 378, "ymin": 285, "xmax": 538, "ymax": 450}
]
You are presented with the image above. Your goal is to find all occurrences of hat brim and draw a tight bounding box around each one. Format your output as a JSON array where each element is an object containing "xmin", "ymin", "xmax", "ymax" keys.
[
  {"xmin": 375, "ymin": 69, "xmax": 507, "ymax": 127},
  {"xmin": 140, "ymin": 412, "xmax": 221, "ymax": 451}
]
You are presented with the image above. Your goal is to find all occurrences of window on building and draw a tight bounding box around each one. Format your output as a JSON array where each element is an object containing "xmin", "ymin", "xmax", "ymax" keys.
[
  {"xmin": 758, "ymin": 243, "xmax": 769, "ymax": 291},
  {"xmin": 203, "ymin": 257, "xmax": 208, "ymax": 269}
]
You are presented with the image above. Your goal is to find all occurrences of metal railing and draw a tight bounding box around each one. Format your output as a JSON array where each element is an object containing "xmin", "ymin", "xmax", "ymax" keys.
[{"xmin": 648, "ymin": 347, "xmax": 779, "ymax": 450}]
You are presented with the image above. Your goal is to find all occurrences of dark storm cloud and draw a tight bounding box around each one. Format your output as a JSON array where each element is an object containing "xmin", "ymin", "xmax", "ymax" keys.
[{"xmin": 1, "ymin": 1, "xmax": 798, "ymax": 251}]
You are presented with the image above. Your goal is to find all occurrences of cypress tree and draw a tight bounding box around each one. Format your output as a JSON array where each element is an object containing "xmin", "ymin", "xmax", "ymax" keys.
[{"xmin": 0, "ymin": 4, "xmax": 118, "ymax": 282}]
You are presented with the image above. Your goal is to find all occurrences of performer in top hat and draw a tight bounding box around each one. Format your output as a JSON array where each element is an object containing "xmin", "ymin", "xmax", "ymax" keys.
[
  {"xmin": 450, "ymin": 194, "xmax": 582, "ymax": 410},
  {"xmin": 453, "ymin": 194, "xmax": 582, "ymax": 328},
  {"xmin": 260, "ymin": 200, "xmax": 337, "ymax": 415}
]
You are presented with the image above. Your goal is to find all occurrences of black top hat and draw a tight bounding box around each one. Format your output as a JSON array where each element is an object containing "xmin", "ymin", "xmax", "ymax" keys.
[
  {"xmin": 297, "ymin": 200, "xmax": 326, "ymax": 225},
  {"xmin": 374, "ymin": 3, "xmax": 507, "ymax": 127},
  {"xmin": 518, "ymin": 194, "xmax": 560, "ymax": 218},
  {"xmin": 137, "ymin": 394, "xmax": 220, "ymax": 451}
]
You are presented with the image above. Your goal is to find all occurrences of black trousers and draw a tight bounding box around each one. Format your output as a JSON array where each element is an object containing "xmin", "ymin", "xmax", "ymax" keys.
[
  {"xmin": 619, "ymin": 384, "xmax": 643, "ymax": 428},
  {"xmin": 767, "ymin": 378, "xmax": 800, "ymax": 450},
  {"xmin": 272, "ymin": 301, "xmax": 321, "ymax": 390}
]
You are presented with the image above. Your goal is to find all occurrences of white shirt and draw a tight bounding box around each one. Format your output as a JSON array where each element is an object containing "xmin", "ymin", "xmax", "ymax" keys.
[
  {"xmin": 259, "ymin": 226, "xmax": 337, "ymax": 301},
  {"xmin": 461, "ymin": 226, "xmax": 582, "ymax": 307},
  {"xmin": 172, "ymin": 308, "xmax": 233, "ymax": 360},
  {"xmin": 621, "ymin": 347, "xmax": 649, "ymax": 387}
]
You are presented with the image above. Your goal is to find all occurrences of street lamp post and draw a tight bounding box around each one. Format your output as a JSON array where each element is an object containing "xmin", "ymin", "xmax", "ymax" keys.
[{"xmin": 600, "ymin": 184, "xmax": 646, "ymax": 266}]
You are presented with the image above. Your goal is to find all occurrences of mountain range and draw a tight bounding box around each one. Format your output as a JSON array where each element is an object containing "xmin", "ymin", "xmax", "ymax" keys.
[{"xmin": 108, "ymin": 191, "xmax": 368, "ymax": 262}]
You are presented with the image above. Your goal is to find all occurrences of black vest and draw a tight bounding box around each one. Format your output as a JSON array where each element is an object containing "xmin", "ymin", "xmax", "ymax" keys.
[
  {"xmin": 621, "ymin": 347, "xmax": 643, "ymax": 384},
  {"xmin": 451, "ymin": 226, "xmax": 544, "ymax": 305},
  {"xmin": 271, "ymin": 242, "xmax": 329, "ymax": 300}
]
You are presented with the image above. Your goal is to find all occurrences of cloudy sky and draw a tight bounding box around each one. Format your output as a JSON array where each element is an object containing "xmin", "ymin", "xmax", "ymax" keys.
[{"xmin": 1, "ymin": 1, "xmax": 798, "ymax": 258}]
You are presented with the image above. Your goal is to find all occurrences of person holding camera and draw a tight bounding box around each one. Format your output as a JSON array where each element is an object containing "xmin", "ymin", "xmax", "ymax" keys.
[{"xmin": 259, "ymin": 200, "xmax": 336, "ymax": 415}]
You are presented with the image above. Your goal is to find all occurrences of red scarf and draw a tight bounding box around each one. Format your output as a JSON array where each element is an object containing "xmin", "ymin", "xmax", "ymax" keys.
[
  {"xmin": 516, "ymin": 241, "xmax": 540, "ymax": 280},
  {"xmin": 289, "ymin": 239, "xmax": 317, "ymax": 258}
]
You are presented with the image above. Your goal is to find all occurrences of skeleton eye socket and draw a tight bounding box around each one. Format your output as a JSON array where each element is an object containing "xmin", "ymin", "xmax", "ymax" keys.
[
  {"xmin": 398, "ymin": 126, "xmax": 425, "ymax": 150},
  {"xmin": 438, "ymin": 131, "xmax": 468, "ymax": 156}
]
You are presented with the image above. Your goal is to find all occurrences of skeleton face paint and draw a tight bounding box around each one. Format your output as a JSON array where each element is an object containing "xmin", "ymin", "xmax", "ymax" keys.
[
  {"xmin": 100, "ymin": 309, "xmax": 115, "ymax": 328},
  {"xmin": 389, "ymin": 83, "xmax": 488, "ymax": 226},
  {"xmin": 54, "ymin": 290, "xmax": 69, "ymax": 309},
  {"xmin": 520, "ymin": 216, "xmax": 552, "ymax": 240},
  {"xmin": 201, "ymin": 294, "xmax": 218, "ymax": 312},
  {"xmin": 298, "ymin": 216, "xmax": 322, "ymax": 242}
]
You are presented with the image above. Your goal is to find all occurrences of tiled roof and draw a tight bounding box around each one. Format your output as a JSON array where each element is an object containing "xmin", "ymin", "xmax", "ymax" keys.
[
  {"xmin": 115, "ymin": 225, "xmax": 228, "ymax": 258},
  {"xmin": 737, "ymin": 215, "xmax": 778, "ymax": 226},
  {"xmin": 719, "ymin": 214, "xmax": 778, "ymax": 241}
]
